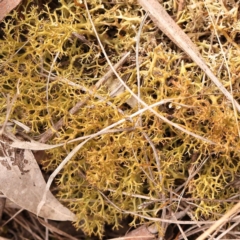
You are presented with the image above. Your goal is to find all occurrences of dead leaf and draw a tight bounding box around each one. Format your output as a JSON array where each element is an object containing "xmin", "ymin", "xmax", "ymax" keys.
[
  {"xmin": 105, "ymin": 74, "xmax": 138, "ymax": 108},
  {"xmin": 10, "ymin": 139, "xmax": 63, "ymax": 151},
  {"xmin": 0, "ymin": 130, "xmax": 76, "ymax": 221},
  {"xmin": 0, "ymin": 237, "xmax": 12, "ymax": 240},
  {"xmin": 0, "ymin": 0, "xmax": 22, "ymax": 22},
  {"xmin": 110, "ymin": 225, "xmax": 156, "ymax": 240}
]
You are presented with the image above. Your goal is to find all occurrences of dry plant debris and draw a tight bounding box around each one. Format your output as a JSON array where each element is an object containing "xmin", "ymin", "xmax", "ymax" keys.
[
  {"xmin": 0, "ymin": 0, "xmax": 240, "ymax": 239},
  {"xmin": 0, "ymin": 126, "xmax": 75, "ymax": 221},
  {"xmin": 0, "ymin": 0, "xmax": 22, "ymax": 22}
]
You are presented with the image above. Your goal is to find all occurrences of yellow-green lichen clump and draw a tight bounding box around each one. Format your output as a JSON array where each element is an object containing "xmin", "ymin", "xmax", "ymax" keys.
[{"xmin": 1, "ymin": 0, "xmax": 240, "ymax": 237}]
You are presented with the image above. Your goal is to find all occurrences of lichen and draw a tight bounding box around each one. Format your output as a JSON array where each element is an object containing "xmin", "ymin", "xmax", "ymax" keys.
[{"xmin": 1, "ymin": 0, "xmax": 240, "ymax": 238}]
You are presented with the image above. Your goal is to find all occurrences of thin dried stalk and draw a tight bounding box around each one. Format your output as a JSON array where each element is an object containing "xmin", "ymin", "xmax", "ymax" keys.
[{"xmin": 196, "ymin": 201, "xmax": 240, "ymax": 240}]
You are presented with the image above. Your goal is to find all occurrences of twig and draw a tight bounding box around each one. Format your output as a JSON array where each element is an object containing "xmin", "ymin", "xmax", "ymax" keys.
[
  {"xmin": 106, "ymin": 189, "xmax": 240, "ymax": 204},
  {"xmin": 0, "ymin": 197, "xmax": 5, "ymax": 223},
  {"xmin": 196, "ymin": 201, "xmax": 240, "ymax": 240},
  {"xmin": 38, "ymin": 218, "xmax": 79, "ymax": 240},
  {"xmin": 96, "ymin": 189, "xmax": 240, "ymax": 225},
  {"xmin": 0, "ymin": 79, "xmax": 20, "ymax": 135},
  {"xmin": 4, "ymin": 208, "xmax": 42, "ymax": 240},
  {"xmin": 171, "ymin": 209, "xmax": 189, "ymax": 240},
  {"xmin": 1, "ymin": 208, "xmax": 24, "ymax": 227},
  {"xmin": 214, "ymin": 220, "xmax": 240, "ymax": 240}
]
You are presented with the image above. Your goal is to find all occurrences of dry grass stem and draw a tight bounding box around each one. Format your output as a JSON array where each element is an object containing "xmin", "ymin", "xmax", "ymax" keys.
[{"xmin": 197, "ymin": 201, "xmax": 240, "ymax": 240}]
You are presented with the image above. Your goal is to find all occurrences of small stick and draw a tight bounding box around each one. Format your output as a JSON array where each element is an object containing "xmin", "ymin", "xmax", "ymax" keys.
[
  {"xmin": 0, "ymin": 79, "xmax": 20, "ymax": 135},
  {"xmin": 196, "ymin": 201, "xmax": 240, "ymax": 240},
  {"xmin": 0, "ymin": 197, "xmax": 6, "ymax": 223}
]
